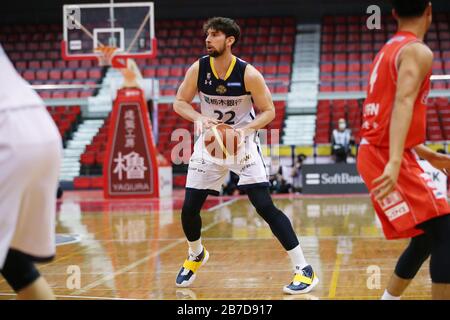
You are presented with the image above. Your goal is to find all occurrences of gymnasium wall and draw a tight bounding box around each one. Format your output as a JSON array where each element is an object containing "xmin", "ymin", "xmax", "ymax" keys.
[{"xmin": 2, "ymin": 0, "xmax": 449, "ymax": 24}]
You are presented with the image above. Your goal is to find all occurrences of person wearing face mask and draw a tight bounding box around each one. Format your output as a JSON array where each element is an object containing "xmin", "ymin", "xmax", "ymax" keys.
[{"xmin": 331, "ymin": 118, "xmax": 353, "ymax": 163}]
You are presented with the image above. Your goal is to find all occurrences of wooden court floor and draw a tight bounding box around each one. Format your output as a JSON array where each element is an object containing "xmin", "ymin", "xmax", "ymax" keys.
[{"xmin": 0, "ymin": 191, "xmax": 433, "ymax": 300}]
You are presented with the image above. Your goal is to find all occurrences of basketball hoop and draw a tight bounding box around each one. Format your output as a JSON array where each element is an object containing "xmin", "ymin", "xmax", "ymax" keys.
[
  {"xmin": 94, "ymin": 46, "xmax": 131, "ymax": 69},
  {"xmin": 94, "ymin": 46, "xmax": 118, "ymax": 67},
  {"xmin": 62, "ymin": 3, "xmax": 157, "ymax": 65}
]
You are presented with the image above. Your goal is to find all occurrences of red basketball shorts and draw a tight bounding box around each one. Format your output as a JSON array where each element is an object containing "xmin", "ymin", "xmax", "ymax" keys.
[{"xmin": 357, "ymin": 144, "xmax": 450, "ymax": 239}]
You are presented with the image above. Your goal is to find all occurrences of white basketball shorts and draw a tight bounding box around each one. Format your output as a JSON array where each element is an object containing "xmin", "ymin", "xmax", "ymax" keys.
[
  {"xmin": 0, "ymin": 106, "xmax": 62, "ymax": 268},
  {"xmin": 186, "ymin": 132, "xmax": 269, "ymax": 195}
]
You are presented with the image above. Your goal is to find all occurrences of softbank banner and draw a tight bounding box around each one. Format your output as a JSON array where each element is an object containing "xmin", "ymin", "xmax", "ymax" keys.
[
  {"xmin": 302, "ymin": 164, "xmax": 368, "ymax": 194},
  {"xmin": 302, "ymin": 162, "xmax": 448, "ymax": 197},
  {"xmin": 418, "ymin": 160, "xmax": 448, "ymax": 201}
]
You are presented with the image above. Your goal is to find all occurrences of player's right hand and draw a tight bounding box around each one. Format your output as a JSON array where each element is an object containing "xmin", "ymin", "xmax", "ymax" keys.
[
  {"xmin": 194, "ymin": 116, "xmax": 219, "ymax": 136},
  {"xmin": 372, "ymin": 160, "xmax": 401, "ymax": 202}
]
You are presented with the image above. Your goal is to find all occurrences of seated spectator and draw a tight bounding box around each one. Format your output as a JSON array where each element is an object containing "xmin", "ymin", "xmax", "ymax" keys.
[
  {"xmin": 270, "ymin": 166, "xmax": 292, "ymax": 194},
  {"xmin": 291, "ymin": 154, "xmax": 307, "ymax": 193},
  {"xmin": 331, "ymin": 118, "xmax": 354, "ymax": 163}
]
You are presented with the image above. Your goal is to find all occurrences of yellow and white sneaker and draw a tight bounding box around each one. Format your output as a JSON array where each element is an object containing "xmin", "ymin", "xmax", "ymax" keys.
[
  {"xmin": 175, "ymin": 247, "xmax": 209, "ymax": 287},
  {"xmin": 283, "ymin": 265, "xmax": 319, "ymax": 295}
]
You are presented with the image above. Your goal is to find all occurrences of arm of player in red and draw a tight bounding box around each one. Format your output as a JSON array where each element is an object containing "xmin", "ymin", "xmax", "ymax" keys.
[{"xmin": 372, "ymin": 43, "xmax": 434, "ymax": 201}]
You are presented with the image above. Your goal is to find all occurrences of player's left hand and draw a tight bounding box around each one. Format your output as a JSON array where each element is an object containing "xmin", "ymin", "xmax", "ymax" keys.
[
  {"xmin": 428, "ymin": 152, "xmax": 450, "ymax": 176},
  {"xmin": 372, "ymin": 160, "xmax": 401, "ymax": 201}
]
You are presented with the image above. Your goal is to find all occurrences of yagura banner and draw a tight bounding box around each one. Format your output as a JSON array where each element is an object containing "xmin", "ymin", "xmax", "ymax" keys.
[{"xmin": 104, "ymin": 88, "xmax": 159, "ymax": 198}]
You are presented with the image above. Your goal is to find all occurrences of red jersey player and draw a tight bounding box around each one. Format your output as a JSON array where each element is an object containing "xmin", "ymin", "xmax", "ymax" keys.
[{"xmin": 357, "ymin": 0, "xmax": 450, "ymax": 299}]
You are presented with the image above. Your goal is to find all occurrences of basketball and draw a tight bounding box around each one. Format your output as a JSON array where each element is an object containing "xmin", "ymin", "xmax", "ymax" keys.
[{"xmin": 204, "ymin": 123, "xmax": 240, "ymax": 159}]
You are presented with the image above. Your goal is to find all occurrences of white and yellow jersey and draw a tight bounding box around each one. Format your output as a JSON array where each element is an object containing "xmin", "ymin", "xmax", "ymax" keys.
[{"xmin": 197, "ymin": 55, "xmax": 255, "ymax": 129}]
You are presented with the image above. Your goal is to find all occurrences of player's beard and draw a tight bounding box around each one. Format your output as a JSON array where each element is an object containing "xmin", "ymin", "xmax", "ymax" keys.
[{"xmin": 207, "ymin": 42, "xmax": 226, "ymax": 57}]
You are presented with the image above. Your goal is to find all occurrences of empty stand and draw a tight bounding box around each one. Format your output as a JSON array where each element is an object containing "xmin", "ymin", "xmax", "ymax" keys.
[
  {"xmin": 320, "ymin": 14, "xmax": 450, "ymax": 92},
  {"xmin": 314, "ymin": 98, "xmax": 450, "ymax": 144},
  {"xmin": 46, "ymin": 105, "xmax": 82, "ymax": 146},
  {"xmin": 0, "ymin": 24, "xmax": 103, "ymax": 98}
]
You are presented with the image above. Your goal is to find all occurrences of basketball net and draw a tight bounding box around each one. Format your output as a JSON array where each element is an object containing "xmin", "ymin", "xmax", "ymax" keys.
[{"xmin": 94, "ymin": 46, "xmax": 118, "ymax": 67}]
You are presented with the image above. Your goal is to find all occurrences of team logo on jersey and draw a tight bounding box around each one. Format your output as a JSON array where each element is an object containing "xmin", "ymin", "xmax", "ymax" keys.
[
  {"xmin": 378, "ymin": 190, "xmax": 403, "ymax": 210},
  {"xmin": 205, "ymin": 73, "xmax": 212, "ymax": 85},
  {"xmin": 384, "ymin": 202, "xmax": 410, "ymax": 222},
  {"xmin": 216, "ymin": 85, "xmax": 227, "ymax": 94}
]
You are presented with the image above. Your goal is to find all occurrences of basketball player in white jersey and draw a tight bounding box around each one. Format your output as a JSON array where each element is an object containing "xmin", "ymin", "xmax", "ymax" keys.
[
  {"xmin": 0, "ymin": 44, "xmax": 62, "ymax": 299},
  {"xmin": 173, "ymin": 17, "xmax": 318, "ymax": 294}
]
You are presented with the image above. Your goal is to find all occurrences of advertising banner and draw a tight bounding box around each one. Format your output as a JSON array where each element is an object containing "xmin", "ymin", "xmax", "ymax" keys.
[
  {"xmin": 302, "ymin": 163, "xmax": 368, "ymax": 194},
  {"xmin": 104, "ymin": 88, "xmax": 160, "ymax": 198}
]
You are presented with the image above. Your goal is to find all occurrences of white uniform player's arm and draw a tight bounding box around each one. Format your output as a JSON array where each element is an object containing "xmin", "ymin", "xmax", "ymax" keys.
[
  {"xmin": 174, "ymin": 61, "xmax": 218, "ymax": 133},
  {"xmin": 414, "ymin": 144, "xmax": 438, "ymax": 161},
  {"xmin": 173, "ymin": 61, "xmax": 202, "ymax": 122},
  {"xmin": 240, "ymin": 65, "xmax": 276, "ymax": 135},
  {"xmin": 414, "ymin": 144, "xmax": 450, "ymax": 174}
]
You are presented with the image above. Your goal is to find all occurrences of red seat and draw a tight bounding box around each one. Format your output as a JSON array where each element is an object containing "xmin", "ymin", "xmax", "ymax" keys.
[
  {"xmin": 334, "ymin": 63, "xmax": 347, "ymax": 73},
  {"xmin": 348, "ymin": 63, "xmax": 361, "ymax": 72},
  {"xmin": 264, "ymin": 65, "xmax": 277, "ymax": 75},
  {"xmin": 35, "ymin": 52, "xmax": 46, "ymax": 60},
  {"xmin": 169, "ymin": 66, "xmax": 183, "ymax": 77},
  {"xmin": 22, "ymin": 70, "xmax": 35, "ymax": 81},
  {"xmin": 49, "ymin": 70, "xmax": 61, "ymax": 80},
  {"xmin": 278, "ymin": 64, "xmax": 291, "ymax": 75},
  {"xmin": 75, "ymin": 69, "xmax": 88, "ymax": 79},
  {"xmin": 22, "ymin": 52, "xmax": 33, "ymax": 60},
  {"xmin": 36, "ymin": 69, "xmax": 49, "ymax": 81},
  {"xmin": 173, "ymin": 57, "xmax": 187, "ymax": 65},
  {"xmin": 80, "ymin": 60, "xmax": 93, "ymax": 68},
  {"xmin": 39, "ymin": 91, "xmax": 51, "ymax": 99},
  {"xmin": 73, "ymin": 176, "xmax": 91, "ymax": 189},
  {"xmin": 65, "ymin": 91, "xmax": 79, "ymax": 98},
  {"xmin": 62, "ymin": 70, "xmax": 74, "ymax": 80},
  {"xmin": 52, "ymin": 91, "xmax": 65, "ymax": 99},
  {"xmin": 29, "ymin": 60, "xmax": 40, "ymax": 69},
  {"xmin": 91, "ymin": 176, "xmax": 104, "ymax": 189},
  {"xmin": 444, "ymin": 61, "xmax": 450, "ymax": 72},
  {"xmin": 88, "ymin": 68, "xmax": 102, "ymax": 79},
  {"xmin": 320, "ymin": 64, "xmax": 333, "ymax": 73},
  {"xmin": 143, "ymin": 68, "xmax": 156, "ymax": 77},
  {"xmin": 54, "ymin": 60, "xmax": 67, "ymax": 68},
  {"xmin": 80, "ymin": 152, "xmax": 96, "ymax": 166},
  {"xmin": 157, "ymin": 67, "xmax": 170, "ymax": 78},
  {"xmin": 15, "ymin": 61, "xmax": 27, "ymax": 70},
  {"xmin": 67, "ymin": 60, "xmax": 79, "ymax": 69},
  {"xmin": 41, "ymin": 60, "xmax": 53, "ymax": 69},
  {"xmin": 47, "ymin": 51, "xmax": 59, "ymax": 60}
]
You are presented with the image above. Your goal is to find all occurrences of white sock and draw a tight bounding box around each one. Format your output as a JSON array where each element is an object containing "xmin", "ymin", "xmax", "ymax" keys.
[
  {"xmin": 287, "ymin": 244, "xmax": 308, "ymax": 272},
  {"xmin": 188, "ymin": 239, "xmax": 203, "ymax": 257},
  {"xmin": 381, "ymin": 289, "xmax": 401, "ymax": 300}
]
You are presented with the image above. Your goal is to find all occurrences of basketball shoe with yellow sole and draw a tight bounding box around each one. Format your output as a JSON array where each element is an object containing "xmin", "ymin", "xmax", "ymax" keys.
[
  {"xmin": 283, "ymin": 265, "xmax": 319, "ymax": 295},
  {"xmin": 175, "ymin": 247, "xmax": 209, "ymax": 287}
]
